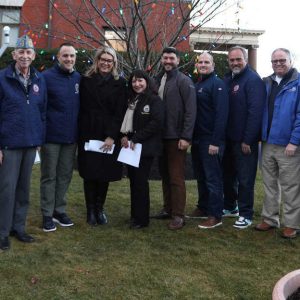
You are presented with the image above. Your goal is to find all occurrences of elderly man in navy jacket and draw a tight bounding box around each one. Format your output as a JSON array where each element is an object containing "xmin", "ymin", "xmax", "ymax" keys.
[
  {"xmin": 40, "ymin": 43, "xmax": 80, "ymax": 232},
  {"xmin": 222, "ymin": 46, "xmax": 266, "ymax": 229},
  {"xmin": 0, "ymin": 35, "xmax": 47, "ymax": 251},
  {"xmin": 255, "ymin": 48, "xmax": 300, "ymax": 239}
]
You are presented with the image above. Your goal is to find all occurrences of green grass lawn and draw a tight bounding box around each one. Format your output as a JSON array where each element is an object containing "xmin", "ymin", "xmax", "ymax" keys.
[{"xmin": 0, "ymin": 165, "xmax": 299, "ymax": 299}]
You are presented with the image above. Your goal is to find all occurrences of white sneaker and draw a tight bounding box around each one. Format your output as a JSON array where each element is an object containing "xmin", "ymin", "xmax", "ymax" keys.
[
  {"xmin": 222, "ymin": 205, "xmax": 239, "ymax": 217},
  {"xmin": 233, "ymin": 216, "xmax": 252, "ymax": 229}
]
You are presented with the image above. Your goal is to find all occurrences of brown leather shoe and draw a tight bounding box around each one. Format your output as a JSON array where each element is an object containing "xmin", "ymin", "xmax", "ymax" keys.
[
  {"xmin": 198, "ymin": 217, "xmax": 222, "ymax": 229},
  {"xmin": 281, "ymin": 227, "xmax": 297, "ymax": 239},
  {"xmin": 255, "ymin": 221, "xmax": 275, "ymax": 231},
  {"xmin": 168, "ymin": 216, "xmax": 185, "ymax": 230},
  {"xmin": 186, "ymin": 208, "xmax": 208, "ymax": 219}
]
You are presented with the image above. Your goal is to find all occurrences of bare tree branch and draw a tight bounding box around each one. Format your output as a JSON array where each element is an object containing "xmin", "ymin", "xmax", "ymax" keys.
[{"xmin": 24, "ymin": 0, "xmax": 238, "ymax": 76}]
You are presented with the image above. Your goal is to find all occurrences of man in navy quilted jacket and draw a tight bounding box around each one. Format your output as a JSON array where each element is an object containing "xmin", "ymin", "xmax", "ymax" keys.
[
  {"xmin": 0, "ymin": 35, "xmax": 47, "ymax": 251},
  {"xmin": 187, "ymin": 52, "xmax": 228, "ymax": 229},
  {"xmin": 40, "ymin": 43, "xmax": 80, "ymax": 233},
  {"xmin": 222, "ymin": 46, "xmax": 266, "ymax": 229}
]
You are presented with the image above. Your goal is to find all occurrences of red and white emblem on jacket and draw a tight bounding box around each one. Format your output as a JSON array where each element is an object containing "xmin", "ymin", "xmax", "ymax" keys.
[
  {"xmin": 33, "ymin": 84, "xmax": 39, "ymax": 93},
  {"xmin": 233, "ymin": 84, "xmax": 239, "ymax": 92}
]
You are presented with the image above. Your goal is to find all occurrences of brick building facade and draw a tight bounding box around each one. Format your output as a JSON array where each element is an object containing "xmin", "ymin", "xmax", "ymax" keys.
[{"xmin": 19, "ymin": 0, "xmax": 190, "ymax": 51}]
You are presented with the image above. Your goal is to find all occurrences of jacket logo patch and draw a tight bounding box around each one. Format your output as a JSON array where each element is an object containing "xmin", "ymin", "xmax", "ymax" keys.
[
  {"xmin": 33, "ymin": 84, "xmax": 39, "ymax": 93},
  {"xmin": 143, "ymin": 105, "xmax": 150, "ymax": 113},
  {"xmin": 233, "ymin": 85, "xmax": 239, "ymax": 92},
  {"xmin": 198, "ymin": 88, "xmax": 203, "ymax": 93},
  {"xmin": 75, "ymin": 83, "xmax": 79, "ymax": 94}
]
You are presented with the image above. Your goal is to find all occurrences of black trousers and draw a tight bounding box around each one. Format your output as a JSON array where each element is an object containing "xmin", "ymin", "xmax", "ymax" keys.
[
  {"xmin": 128, "ymin": 157, "xmax": 153, "ymax": 226},
  {"xmin": 83, "ymin": 180, "xmax": 109, "ymax": 210}
]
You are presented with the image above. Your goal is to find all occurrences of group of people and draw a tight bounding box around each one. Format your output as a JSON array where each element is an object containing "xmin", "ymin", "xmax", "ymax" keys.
[
  {"xmin": 0, "ymin": 34, "xmax": 300, "ymax": 252},
  {"xmin": 183, "ymin": 46, "xmax": 300, "ymax": 239}
]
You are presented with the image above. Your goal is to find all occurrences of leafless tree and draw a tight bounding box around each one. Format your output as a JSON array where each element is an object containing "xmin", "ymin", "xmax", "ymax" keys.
[{"xmin": 32, "ymin": 0, "xmax": 238, "ymax": 75}]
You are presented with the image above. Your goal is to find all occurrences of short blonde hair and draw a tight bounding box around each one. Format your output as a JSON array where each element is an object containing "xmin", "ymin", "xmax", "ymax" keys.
[{"xmin": 85, "ymin": 46, "xmax": 119, "ymax": 79}]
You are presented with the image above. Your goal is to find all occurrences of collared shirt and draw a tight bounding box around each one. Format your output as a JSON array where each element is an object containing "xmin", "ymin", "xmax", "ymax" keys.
[
  {"xmin": 158, "ymin": 73, "xmax": 167, "ymax": 100},
  {"xmin": 15, "ymin": 65, "xmax": 31, "ymax": 91}
]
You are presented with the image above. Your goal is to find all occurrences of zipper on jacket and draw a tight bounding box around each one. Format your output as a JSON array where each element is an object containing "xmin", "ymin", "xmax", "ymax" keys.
[{"xmin": 12, "ymin": 70, "xmax": 33, "ymax": 104}]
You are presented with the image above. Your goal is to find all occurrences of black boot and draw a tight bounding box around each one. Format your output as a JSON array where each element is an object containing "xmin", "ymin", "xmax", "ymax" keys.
[
  {"xmin": 95, "ymin": 196, "xmax": 108, "ymax": 225},
  {"xmin": 95, "ymin": 182, "xmax": 109, "ymax": 225},
  {"xmin": 86, "ymin": 206, "xmax": 97, "ymax": 226},
  {"xmin": 96, "ymin": 210, "xmax": 108, "ymax": 225},
  {"xmin": 83, "ymin": 182, "xmax": 97, "ymax": 226}
]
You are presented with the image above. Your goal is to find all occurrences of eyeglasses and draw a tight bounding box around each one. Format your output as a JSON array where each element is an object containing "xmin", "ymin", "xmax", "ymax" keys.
[
  {"xmin": 99, "ymin": 58, "xmax": 114, "ymax": 64},
  {"xmin": 271, "ymin": 59, "xmax": 287, "ymax": 65}
]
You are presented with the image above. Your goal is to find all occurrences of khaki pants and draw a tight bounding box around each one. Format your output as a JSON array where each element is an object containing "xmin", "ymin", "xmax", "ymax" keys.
[
  {"xmin": 261, "ymin": 143, "xmax": 300, "ymax": 229},
  {"xmin": 40, "ymin": 143, "xmax": 77, "ymax": 217}
]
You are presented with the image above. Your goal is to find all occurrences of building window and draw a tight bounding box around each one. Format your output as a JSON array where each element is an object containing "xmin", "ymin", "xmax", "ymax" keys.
[
  {"xmin": 104, "ymin": 28, "xmax": 126, "ymax": 52},
  {"xmin": 0, "ymin": 7, "xmax": 20, "ymax": 46},
  {"xmin": 0, "ymin": 8, "xmax": 20, "ymax": 23}
]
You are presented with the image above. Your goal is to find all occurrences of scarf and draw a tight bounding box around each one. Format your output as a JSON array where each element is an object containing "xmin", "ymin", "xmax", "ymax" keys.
[{"xmin": 120, "ymin": 96, "xmax": 139, "ymax": 134}]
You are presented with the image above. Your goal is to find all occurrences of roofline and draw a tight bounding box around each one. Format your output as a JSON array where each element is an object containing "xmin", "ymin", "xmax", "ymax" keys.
[
  {"xmin": 0, "ymin": 0, "xmax": 25, "ymax": 7},
  {"xmin": 193, "ymin": 26, "xmax": 265, "ymax": 36}
]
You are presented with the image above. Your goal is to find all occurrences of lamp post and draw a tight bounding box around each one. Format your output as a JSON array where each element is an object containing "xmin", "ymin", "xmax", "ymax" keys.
[{"xmin": 0, "ymin": 26, "xmax": 10, "ymax": 57}]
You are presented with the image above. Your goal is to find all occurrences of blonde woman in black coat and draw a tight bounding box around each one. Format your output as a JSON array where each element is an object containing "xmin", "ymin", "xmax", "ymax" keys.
[
  {"xmin": 78, "ymin": 47, "xmax": 127, "ymax": 226},
  {"xmin": 121, "ymin": 70, "xmax": 164, "ymax": 229}
]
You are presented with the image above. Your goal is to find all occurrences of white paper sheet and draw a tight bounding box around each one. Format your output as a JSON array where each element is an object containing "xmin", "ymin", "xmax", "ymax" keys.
[
  {"xmin": 84, "ymin": 140, "xmax": 115, "ymax": 154},
  {"xmin": 117, "ymin": 141, "xmax": 142, "ymax": 168}
]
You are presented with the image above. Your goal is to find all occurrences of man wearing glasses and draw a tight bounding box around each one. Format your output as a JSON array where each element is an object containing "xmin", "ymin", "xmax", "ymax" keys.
[
  {"xmin": 255, "ymin": 48, "xmax": 300, "ymax": 239},
  {"xmin": 222, "ymin": 46, "xmax": 266, "ymax": 229}
]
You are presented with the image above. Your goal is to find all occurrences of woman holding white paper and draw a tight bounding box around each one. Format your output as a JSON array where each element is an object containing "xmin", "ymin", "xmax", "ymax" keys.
[
  {"xmin": 78, "ymin": 47, "xmax": 127, "ymax": 226},
  {"xmin": 121, "ymin": 70, "xmax": 164, "ymax": 229}
]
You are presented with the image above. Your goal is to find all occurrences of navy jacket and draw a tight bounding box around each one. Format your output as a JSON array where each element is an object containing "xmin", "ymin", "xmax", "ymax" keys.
[
  {"xmin": 193, "ymin": 72, "xmax": 228, "ymax": 146},
  {"xmin": 43, "ymin": 64, "xmax": 81, "ymax": 144},
  {"xmin": 223, "ymin": 65, "xmax": 266, "ymax": 144},
  {"xmin": 0, "ymin": 63, "xmax": 47, "ymax": 149}
]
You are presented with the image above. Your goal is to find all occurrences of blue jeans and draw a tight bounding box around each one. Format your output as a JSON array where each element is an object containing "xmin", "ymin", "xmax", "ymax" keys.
[
  {"xmin": 223, "ymin": 141, "xmax": 258, "ymax": 220},
  {"xmin": 191, "ymin": 141, "xmax": 224, "ymax": 219}
]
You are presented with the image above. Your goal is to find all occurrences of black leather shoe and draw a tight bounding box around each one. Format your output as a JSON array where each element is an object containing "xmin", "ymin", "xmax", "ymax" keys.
[
  {"xmin": 130, "ymin": 224, "xmax": 148, "ymax": 229},
  {"xmin": 150, "ymin": 209, "xmax": 171, "ymax": 219},
  {"xmin": 11, "ymin": 231, "xmax": 35, "ymax": 243},
  {"xmin": 96, "ymin": 210, "xmax": 108, "ymax": 225},
  {"xmin": 0, "ymin": 237, "xmax": 10, "ymax": 250},
  {"xmin": 87, "ymin": 209, "xmax": 97, "ymax": 226}
]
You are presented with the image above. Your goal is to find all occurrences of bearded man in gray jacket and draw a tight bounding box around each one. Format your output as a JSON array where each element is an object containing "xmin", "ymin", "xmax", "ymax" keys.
[{"xmin": 152, "ymin": 47, "xmax": 196, "ymax": 230}]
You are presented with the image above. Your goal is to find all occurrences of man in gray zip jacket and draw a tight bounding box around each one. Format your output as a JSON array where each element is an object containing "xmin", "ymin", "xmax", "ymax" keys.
[{"xmin": 152, "ymin": 47, "xmax": 196, "ymax": 230}]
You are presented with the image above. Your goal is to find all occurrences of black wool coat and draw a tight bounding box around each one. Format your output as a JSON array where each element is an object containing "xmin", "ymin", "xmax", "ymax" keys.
[{"xmin": 78, "ymin": 73, "xmax": 127, "ymax": 181}]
